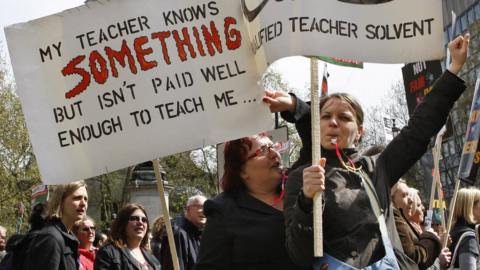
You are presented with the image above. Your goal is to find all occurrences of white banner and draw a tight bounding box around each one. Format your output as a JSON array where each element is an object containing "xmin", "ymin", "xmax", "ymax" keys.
[
  {"xmin": 242, "ymin": 0, "xmax": 444, "ymax": 70},
  {"xmin": 6, "ymin": 0, "xmax": 445, "ymax": 184},
  {"xmin": 5, "ymin": 0, "xmax": 272, "ymax": 184}
]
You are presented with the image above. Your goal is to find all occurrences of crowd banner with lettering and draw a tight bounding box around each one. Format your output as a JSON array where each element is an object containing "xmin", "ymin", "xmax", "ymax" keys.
[
  {"xmin": 6, "ymin": 0, "xmax": 447, "ymax": 184},
  {"xmin": 242, "ymin": 0, "xmax": 444, "ymax": 70},
  {"xmin": 5, "ymin": 0, "xmax": 272, "ymax": 184}
]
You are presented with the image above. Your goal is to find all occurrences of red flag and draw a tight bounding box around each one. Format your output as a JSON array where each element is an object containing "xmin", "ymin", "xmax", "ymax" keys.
[{"xmin": 321, "ymin": 63, "xmax": 329, "ymax": 97}]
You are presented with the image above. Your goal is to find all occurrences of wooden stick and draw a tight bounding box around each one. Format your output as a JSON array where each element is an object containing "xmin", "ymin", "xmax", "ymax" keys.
[
  {"xmin": 443, "ymin": 179, "xmax": 460, "ymax": 248},
  {"xmin": 437, "ymin": 180, "xmax": 446, "ymax": 229},
  {"xmin": 310, "ymin": 57, "xmax": 323, "ymax": 257},
  {"xmin": 153, "ymin": 159, "xmax": 181, "ymax": 270}
]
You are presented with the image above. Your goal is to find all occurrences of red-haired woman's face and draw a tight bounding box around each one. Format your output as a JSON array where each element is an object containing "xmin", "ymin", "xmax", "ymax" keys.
[{"xmin": 240, "ymin": 136, "xmax": 282, "ymax": 190}]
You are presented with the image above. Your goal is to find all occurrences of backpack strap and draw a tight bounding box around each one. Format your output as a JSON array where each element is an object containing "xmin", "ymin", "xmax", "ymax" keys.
[{"xmin": 449, "ymin": 230, "xmax": 478, "ymax": 270}]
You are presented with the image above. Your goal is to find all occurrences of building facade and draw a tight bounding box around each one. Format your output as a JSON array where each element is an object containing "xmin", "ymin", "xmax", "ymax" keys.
[{"xmin": 421, "ymin": 0, "xmax": 480, "ymax": 202}]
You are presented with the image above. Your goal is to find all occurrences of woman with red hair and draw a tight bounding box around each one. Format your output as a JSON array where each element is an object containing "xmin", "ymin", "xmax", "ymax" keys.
[{"xmin": 195, "ymin": 134, "xmax": 307, "ymax": 270}]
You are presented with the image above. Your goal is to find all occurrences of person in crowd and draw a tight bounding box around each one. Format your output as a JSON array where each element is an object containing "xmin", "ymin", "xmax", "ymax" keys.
[
  {"xmin": 73, "ymin": 216, "xmax": 97, "ymax": 270},
  {"xmin": 160, "ymin": 195, "xmax": 206, "ymax": 270},
  {"xmin": 409, "ymin": 188, "xmax": 452, "ymax": 269},
  {"xmin": 26, "ymin": 181, "xmax": 88, "ymax": 270},
  {"xmin": 0, "ymin": 234, "xmax": 24, "ymax": 270},
  {"xmin": 391, "ymin": 181, "xmax": 444, "ymax": 269},
  {"xmin": 264, "ymin": 34, "xmax": 470, "ymax": 269},
  {"xmin": 449, "ymin": 187, "xmax": 480, "ymax": 269},
  {"xmin": 94, "ymin": 203, "xmax": 161, "ymax": 270},
  {"xmin": 94, "ymin": 231, "xmax": 108, "ymax": 248},
  {"xmin": 0, "ymin": 226, "xmax": 6, "ymax": 262},
  {"xmin": 0, "ymin": 202, "xmax": 47, "ymax": 270},
  {"xmin": 195, "ymin": 134, "xmax": 308, "ymax": 270},
  {"xmin": 150, "ymin": 216, "xmax": 165, "ymax": 261},
  {"xmin": 408, "ymin": 188, "xmax": 424, "ymax": 233}
]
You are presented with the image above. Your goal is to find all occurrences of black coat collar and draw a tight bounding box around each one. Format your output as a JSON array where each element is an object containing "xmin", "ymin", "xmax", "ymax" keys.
[
  {"xmin": 232, "ymin": 189, "xmax": 282, "ymax": 215},
  {"xmin": 50, "ymin": 218, "xmax": 79, "ymax": 245},
  {"xmin": 119, "ymin": 247, "xmax": 159, "ymax": 270}
]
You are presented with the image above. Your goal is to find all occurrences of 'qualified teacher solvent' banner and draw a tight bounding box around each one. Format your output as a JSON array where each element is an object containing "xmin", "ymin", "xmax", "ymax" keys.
[{"xmin": 5, "ymin": 0, "xmax": 444, "ymax": 184}]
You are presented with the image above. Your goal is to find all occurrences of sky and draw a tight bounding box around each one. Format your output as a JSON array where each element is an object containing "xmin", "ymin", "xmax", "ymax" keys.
[{"xmin": 0, "ymin": 0, "xmax": 405, "ymax": 108}]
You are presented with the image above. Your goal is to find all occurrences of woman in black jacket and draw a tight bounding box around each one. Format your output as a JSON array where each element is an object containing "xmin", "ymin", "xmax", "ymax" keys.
[
  {"xmin": 265, "ymin": 34, "xmax": 470, "ymax": 269},
  {"xmin": 449, "ymin": 187, "xmax": 480, "ymax": 269},
  {"xmin": 26, "ymin": 181, "xmax": 89, "ymax": 270},
  {"xmin": 195, "ymin": 134, "xmax": 307, "ymax": 270},
  {"xmin": 94, "ymin": 203, "xmax": 161, "ymax": 270}
]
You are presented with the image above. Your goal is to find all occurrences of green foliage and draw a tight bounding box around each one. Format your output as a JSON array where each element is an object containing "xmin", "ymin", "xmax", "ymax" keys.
[
  {"xmin": 160, "ymin": 151, "xmax": 218, "ymax": 216},
  {"xmin": 0, "ymin": 52, "xmax": 41, "ymax": 234}
]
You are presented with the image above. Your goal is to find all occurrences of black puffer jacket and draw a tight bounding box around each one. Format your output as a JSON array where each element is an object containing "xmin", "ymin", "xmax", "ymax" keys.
[
  {"xmin": 283, "ymin": 70, "xmax": 465, "ymax": 269},
  {"xmin": 26, "ymin": 218, "xmax": 79, "ymax": 270}
]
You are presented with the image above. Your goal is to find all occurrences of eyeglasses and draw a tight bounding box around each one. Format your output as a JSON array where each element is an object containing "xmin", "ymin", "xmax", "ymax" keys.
[
  {"xmin": 81, "ymin": 226, "xmax": 96, "ymax": 232},
  {"xmin": 129, "ymin": 215, "xmax": 148, "ymax": 223},
  {"xmin": 248, "ymin": 143, "xmax": 279, "ymax": 159}
]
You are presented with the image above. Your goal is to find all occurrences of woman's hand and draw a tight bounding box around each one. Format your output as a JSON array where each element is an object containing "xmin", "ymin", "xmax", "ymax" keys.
[
  {"xmin": 263, "ymin": 90, "xmax": 296, "ymax": 113},
  {"xmin": 448, "ymin": 33, "xmax": 470, "ymax": 75},
  {"xmin": 302, "ymin": 158, "xmax": 326, "ymax": 199},
  {"xmin": 438, "ymin": 247, "xmax": 451, "ymax": 269}
]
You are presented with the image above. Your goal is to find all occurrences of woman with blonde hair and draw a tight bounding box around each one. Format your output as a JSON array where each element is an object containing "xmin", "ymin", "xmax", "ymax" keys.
[
  {"xmin": 73, "ymin": 216, "xmax": 97, "ymax": 270},
  {"xmin": 26, "ymin": 180, "xmax": 88, "ymax": 270},
  {"xmin": 449, "ymin": 187, "xmax": 480, "ymax": 269}
]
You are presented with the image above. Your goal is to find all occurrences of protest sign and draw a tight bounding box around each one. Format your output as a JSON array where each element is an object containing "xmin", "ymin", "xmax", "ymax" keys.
[
  {"xmin": 5, "ymin": 0, "xmax": 272, "ymax": 184},
  {"xmin": 6, "ymin": 0, "xmax": 446, "ymax": 184},
  {"xmin": 242, "ymin": 0, "xmax": 444, "ymax": 70}
]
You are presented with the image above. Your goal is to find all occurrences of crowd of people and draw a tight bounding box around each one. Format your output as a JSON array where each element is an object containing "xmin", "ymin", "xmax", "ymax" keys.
[{"xmin": 0, "ymin": 33, "xmax": 479, "ymax": 270}]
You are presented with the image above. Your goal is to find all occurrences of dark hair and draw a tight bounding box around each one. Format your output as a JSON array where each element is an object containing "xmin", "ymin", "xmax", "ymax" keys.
[
  {"xmin": 320, "ymin": 93, "xmax": 364, "ymax": 126},
  {"xmin": 110, "ymin": 203, "xmax": 149, "ymax": 248},
  {"xmin": 221, "ymin": 138, "xmax": 252, "ymax": 192},
  {"xmin": 151, "ymin": 216, "xmax": 165, "ymax": 240},
  {"xmin": 221, "ymin": 133, "xmax": 274, "ymax": 192},
  {"xmin": 29, "ymin": 202, "xmax": 46, "ymax": 231},
  {"xmin": 93, "ymin": 231, "xmax": 107, "ymax": 247},
  {"xmin": 361, "ymin": 144, "xmax": 385, "ymax": 156}
]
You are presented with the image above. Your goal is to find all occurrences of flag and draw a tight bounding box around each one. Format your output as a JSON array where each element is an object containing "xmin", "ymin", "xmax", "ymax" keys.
[
  {"xmin": 315, "ymin": 56, "xmax": 363, "ymax": 69},
  {"xmin": 321, "ymin": 62, "xmax": 329, "ymax": 97},
  {"xmin": 31, "ymin": 184, "xmax": 49, "ymax": 205}
]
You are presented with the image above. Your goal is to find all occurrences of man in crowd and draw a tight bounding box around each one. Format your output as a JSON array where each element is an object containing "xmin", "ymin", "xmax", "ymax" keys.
[{"xmin": 160, "ymin": 195, "xmax": 207, "ymax": 270}]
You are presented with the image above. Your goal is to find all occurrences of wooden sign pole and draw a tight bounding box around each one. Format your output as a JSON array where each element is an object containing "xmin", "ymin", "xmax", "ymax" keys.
[
  {"xmin": 310, "ymin": 57, "xmax": 323, "ymax": 257},
  {"xmin": 153, "ymin": 159, "xmax": 181, "ymax": 270}
]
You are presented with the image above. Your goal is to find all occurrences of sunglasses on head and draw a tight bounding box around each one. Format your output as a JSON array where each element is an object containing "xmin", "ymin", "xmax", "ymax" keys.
[
  {"xmin": 129, "ymin": 215, "xmax": 148, "ymax": 223},
  {"xmin": 81, "ymin": 226, "xmax": 96, "ymax": 232}
]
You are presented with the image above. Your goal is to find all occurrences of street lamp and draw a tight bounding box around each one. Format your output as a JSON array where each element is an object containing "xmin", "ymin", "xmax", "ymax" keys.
[{"xmin": 392, "ymin": 119, "xmax": 401, "ymax": 138}]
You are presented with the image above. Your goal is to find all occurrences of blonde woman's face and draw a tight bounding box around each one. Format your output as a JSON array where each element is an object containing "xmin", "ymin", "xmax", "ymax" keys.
[
  {"xmin": 473, "ymin": 200, "xmax": 480, "ymax": 223},
  {"xmin": 62, "ymin": 186, "xmax": 88, "ymax": 224}
]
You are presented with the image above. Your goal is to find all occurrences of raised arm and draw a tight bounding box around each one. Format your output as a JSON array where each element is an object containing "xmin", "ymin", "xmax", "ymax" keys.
[{"xmin": 379, "ymin": 34, "xmax": 470, "ymax": 189}]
